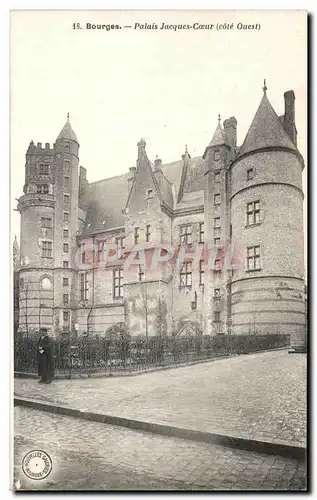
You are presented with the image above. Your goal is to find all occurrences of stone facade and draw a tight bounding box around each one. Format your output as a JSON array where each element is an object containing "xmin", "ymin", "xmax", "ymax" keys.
[{"xmin": 16, "ymin": 89, "xmax": 306, "ymax": 345}]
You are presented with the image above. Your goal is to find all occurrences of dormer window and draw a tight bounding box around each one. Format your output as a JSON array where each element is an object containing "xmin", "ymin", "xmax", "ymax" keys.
[
  {"xmin": 146, "ymin": 189, "xmax": 154, "ymax": 199},
  {"xmin": 214, "ymin": 150, "xmax": 220, "ymax": 161}
]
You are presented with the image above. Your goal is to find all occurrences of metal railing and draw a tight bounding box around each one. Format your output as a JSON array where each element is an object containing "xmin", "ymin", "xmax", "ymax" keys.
[{"xmin": 14, "ymin": 333, "xmax": 290, "ymax": 376}]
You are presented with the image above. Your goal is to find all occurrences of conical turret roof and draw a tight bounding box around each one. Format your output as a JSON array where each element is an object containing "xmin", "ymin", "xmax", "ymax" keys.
[
  {"xmin": 238, "ymin": 92, "xmax": 297, "ymax": 158},
  {"xmin": 203, "ymin": 118, "xmax": 230, "ymax": 159},
  {"xmin": 57, "ymin": 115, "xmax": 79, "ymax": 143},
  {"xmin": 208, "ymin": 121, "xmax": 230, "ymax": 148},
  {"xmin": 13, "ymin": 235, "xmax": 20, "ymax": 270},
  {"xmin": 13, "ymin": 235, "xmax": 19, "ymax": 252}
]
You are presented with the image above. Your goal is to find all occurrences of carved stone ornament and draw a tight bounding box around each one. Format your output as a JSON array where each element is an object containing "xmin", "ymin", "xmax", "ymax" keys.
[{"xmin": 27, "ymin": 183, "xmax": 37, "ymax": 194}]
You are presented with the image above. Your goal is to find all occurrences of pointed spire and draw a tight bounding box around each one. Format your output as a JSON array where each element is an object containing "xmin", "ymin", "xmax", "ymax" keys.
[
  {"xmin": 237, "ymin": 91, "xmax": 297, "ymax": 158},
  {"xmin": 13, "ymin": 235, "xmax": 19, "ymax": 250},
  {"xmin": 203, "ymin": 116, "xmax": 230, "ymax": 158},
  {"xmin": 124, "ymin": 138, "xmax": 163, "ymax": 211},
  {"xmin": 140, "ymin": 137, "xmax": 146, "ymax": 145},
  {"xmin": 154, "ymin": 154, "xmax": 162, "ymax": 170},
  {"xmin": 137, "ymin": 138, "xmax": 146, "ymax": 151},
  {"xmin": 208, "ymin": 117, "xmax": 230, "ymax": 148},
  {"xmin": 13, "ymin": 235, "xmax": 20, "ymax": 270},
  {"xmin": 137, "ymin": 138, "xmax": 146, "ymax": 162},
  {"xmin": 182, "ymin": 144, "xmax": 191, "ymax": 160},
  {"xmin": 56, "ymin": 115, "xmax": 79, "ymax": 143}
]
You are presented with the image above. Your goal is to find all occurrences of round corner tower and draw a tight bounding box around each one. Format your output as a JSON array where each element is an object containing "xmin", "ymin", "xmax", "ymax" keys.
[
  {"xmin": 230, "ymin": 88, "xmax": 305, "ymax": 345},
  {"xmin": 17, "ymin": 116, "xmax": 80, "ymax": 337}
]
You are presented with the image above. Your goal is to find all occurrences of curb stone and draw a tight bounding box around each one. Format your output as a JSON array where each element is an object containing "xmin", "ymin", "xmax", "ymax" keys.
[{"xmin": 14, "ymin": 395, "xmax": 306, "ymax": 461}]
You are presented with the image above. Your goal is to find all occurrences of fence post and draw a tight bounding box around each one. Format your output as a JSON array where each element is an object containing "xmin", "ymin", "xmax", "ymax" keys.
[{"xmin": 68, "ymin": 332, "xmax": 72, "ymax": 378}]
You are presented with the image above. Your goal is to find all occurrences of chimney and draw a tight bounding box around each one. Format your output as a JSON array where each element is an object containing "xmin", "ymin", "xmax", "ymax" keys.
[
  {"xmin": 283, "ymin": 90, "xmax": 297, "ymax": 146},
  {"xmin": 79, "ymin": 166, "xmax": 88, "ymax": 196},
  {"xmin": 128, "ymin": 166, "xmax": 136, "ymax": 191},
  {"xmin": 223, "ymin": 117, "xmax": 237, "ymax": 148},
  {"xmin": 182, "ymin": 145, "xmax": 191, "ymax": 162},
  {"xmin": 80, "ymin": 165, "xmax": 87, "ymax": 181},
  {"xmin": 37, "ymin": 142, "xmax": 42, "ymax": 148},
  {"xmin": 137, "ymin": 138, "xmax": 146, "ymax": 160},
  {"xmin": 45, "ymin": 142, "xmax": 50, "ymax": 149},
  {"xmin": 154, "ymin": 156, "xmax": 162, "ymax": 171},
  {"xmin": 177, "ymin": 147, "xmax": 191, "ymax": 203},
  {"xmin": 154, "ymin": 156, "xmax": 163, "ymax": 190}
]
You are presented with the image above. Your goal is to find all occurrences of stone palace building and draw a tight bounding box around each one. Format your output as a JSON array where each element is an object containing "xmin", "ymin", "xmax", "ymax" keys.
[{"xmin": 15, "ymin": 86, "xmax": 306, "ymax": 344}]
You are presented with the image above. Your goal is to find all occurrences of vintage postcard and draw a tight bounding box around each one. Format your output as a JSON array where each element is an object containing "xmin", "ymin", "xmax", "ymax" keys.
[{"xmin": 11, "ymin": 9, "xmax": 307, "ymax": 492}]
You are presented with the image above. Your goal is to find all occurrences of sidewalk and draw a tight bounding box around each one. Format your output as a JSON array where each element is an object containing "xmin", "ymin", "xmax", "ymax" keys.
[
  {"xmin": 15, "ymin": 406, "xmax": 307, "ymax": 491},
  {"xmin": 14, "ymin": 349, "xmax": 307, "ymax": 450}
]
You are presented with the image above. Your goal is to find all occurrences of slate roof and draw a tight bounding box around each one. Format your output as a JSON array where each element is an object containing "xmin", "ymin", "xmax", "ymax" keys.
[
  {"xmin": 79, "ymin": 92, "xmax": 297, "ymax": 234},
  {"xmin": 57, "ymin": 118, "xmax": 79, "ymax": 144},
  {"xmin": 80, "ymin": 157, "xmax": 200, "ymax": 233},
  {"xmin": 237, "ymin": 93, "xmax": 297, "ymax": 158},
  {"xmin": 208, "ymin": 122, "xmax": 230, "ymax": 148},
  {"xmin": 81, "ymin": 174, "xmax": 129, "ymax": 234},
  {"xmin": 182, "ymin": 157, "xmax": 205, "ymax": 194},
  {"xmin": 161, "ymin": 159, "xmax": 183, "ymax": 194},
  {"xmin": 154, "ymin": 170, "xmax": 174, "ymax": 208}
]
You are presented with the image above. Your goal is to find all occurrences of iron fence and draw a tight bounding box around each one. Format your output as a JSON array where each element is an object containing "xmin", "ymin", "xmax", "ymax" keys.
[{"xmin": 14, "ymin": 332, "xmax": 290, "ymax": 376}]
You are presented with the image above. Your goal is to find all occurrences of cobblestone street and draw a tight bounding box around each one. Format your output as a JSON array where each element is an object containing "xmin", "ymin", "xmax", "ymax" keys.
[
  {"xmin": 14, "ymin": 407, "xmax": 306, "ymax": 491},
  {"xmin": 14, "ymin": 350, "xmax": 307, "ymax": 446}
]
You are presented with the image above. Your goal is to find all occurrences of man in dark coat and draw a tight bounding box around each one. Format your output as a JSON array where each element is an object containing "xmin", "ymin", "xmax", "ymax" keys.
[{"xmin": 37, "ymin": 332, "xmax": 54, "ymax": 383}]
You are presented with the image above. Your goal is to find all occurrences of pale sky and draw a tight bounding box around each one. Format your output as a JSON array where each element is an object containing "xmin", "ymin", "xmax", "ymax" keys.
[{"xmin": 10, "ymin": 10, "xmax": 307, "ymax": 262}]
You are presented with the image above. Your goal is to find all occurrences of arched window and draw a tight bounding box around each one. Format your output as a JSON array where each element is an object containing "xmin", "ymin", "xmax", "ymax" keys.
[{"xmin": 40, "ymin": 276, "xmax": 52, "ymax": 291}]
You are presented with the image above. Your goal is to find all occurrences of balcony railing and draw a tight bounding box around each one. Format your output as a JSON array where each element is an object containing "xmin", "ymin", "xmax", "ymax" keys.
[
  {"xmin": 17, "ymin": 193, "xmax": 55, "ymax": 211},
  {"xmin": 20, "ymin": 193, "xmax": 54, "ymax": 201}
]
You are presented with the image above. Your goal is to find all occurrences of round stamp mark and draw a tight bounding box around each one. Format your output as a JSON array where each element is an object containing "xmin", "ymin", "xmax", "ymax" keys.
[{"xmin": 22, "ymin": 450, "xmax": 52, "ymax": 480}]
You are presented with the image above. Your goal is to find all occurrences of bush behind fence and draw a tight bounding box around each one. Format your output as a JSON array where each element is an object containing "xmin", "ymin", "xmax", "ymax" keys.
[{"xmin": 14, "ymin": 333, "xmax": 290, "ymax": 375}]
